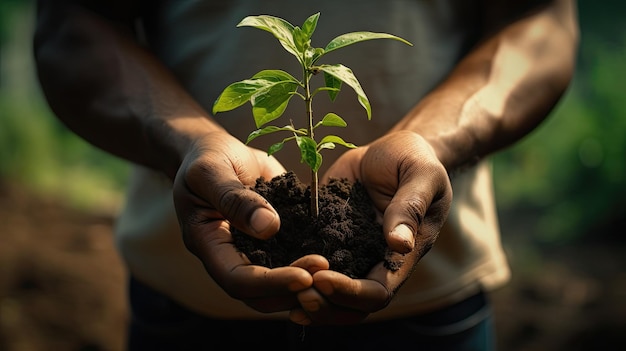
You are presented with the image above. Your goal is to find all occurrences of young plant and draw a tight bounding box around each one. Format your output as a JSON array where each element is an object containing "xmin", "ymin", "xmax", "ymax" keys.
[{"xmin": 213, "ymin": 13, "xmax": 412, "ymax": 218}]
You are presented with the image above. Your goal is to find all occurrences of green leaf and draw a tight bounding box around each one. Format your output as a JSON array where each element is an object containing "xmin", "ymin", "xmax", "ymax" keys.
[
  {"xmin": 252, "ymin": 69, "xmax": 300, "ymax": 83},
  {"xmin": 320, "ymin": 113, "xmax": 347, "ymax": 127},
  {"xmin": 318, "ymin": 64, "xmax": 371, "ymax": 119},
  {"xmin": 251, "ymin": 82, "xmax": 299, "ymax": 127},
  {"xmin": 292, "ymin": 12, "xmax": 319, "ymax": 53},
  {"xmin": 301, "ymin": 13, "xmax": 319, "ymax": 38},
  {"xmin": 319, "ymin": 135, "xmax": 357, "ymax": 149},
  {"xmin": 305, "ymin": 47, "xmax": 325, "ymax": 66},
  {"xmin": 212, "ymin": 70, "xmax": 299, "ymax": 115},
  {"xmin": 296, "ymin": 136, "xmax": 322, "ymax": 172},
  {"xmin": 245, "ymin": 70, "xmax": 300, "ymax": 127},
  {"xmin": 318, "ymin": 142, "xmax": 336, "ymax": 151},
  {"xmin": 237, "ymin": 15, "xmax": 301, "ymax": 62},
  {"xmin": 212, "ymin": 80, "xmax": 272, "ymax": 114},
  {"xmin": 293, "ymin": 27, "xmax": 309, "ymax": 52},
  {"xmin": 324, "ymin": 31, "xmax": 412, "ymax": 55},
  {"xmin": 268, "ymin": 142, "xmax": 285, "ymax": 156},
  {"xmin": 246, "ymin": 125, "xmax": 302, "ymax": 144},
  {"xmin": 323, "ymin": 71, "xmax": 342, "ymax": 101}
]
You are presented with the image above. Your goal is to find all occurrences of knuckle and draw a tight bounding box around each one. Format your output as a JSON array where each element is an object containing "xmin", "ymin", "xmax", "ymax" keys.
[
  {"xmin": 217, "ymin": 184, "xmax": 251, "ymax": 217},
  {"xmin": 404, "ymin": 197, "xmax": 427, "ymax": 226}
]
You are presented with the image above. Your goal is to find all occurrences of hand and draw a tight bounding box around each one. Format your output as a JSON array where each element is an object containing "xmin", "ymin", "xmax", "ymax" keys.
[
  {"xmin": 290, "ymin": 130, "xmax": 453, "ymax": 325},
  {"xmin": 173, "ymin": 131, "xmax": 320, "ymax": 313}
]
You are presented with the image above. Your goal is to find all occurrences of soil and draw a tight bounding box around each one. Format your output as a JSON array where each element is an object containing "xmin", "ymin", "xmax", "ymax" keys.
[
  {"xmin": 0, "ymin": 181, "xmax": 128, "ymax": 351},
  {"xmin": 1, "ymin": 179, "xmax": 625, "ymax": 351},
  {"xmin": 232, "ymin": 171, "xmax": 401, "ymax": 278}
]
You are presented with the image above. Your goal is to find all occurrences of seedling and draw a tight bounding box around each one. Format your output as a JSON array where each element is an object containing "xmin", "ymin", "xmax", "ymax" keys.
[{"xmin": 213, "ymin": 13, "xmax": 412, "ymax": 218}]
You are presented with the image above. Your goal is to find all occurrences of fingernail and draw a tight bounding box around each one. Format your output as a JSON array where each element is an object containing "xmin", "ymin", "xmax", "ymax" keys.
[
  {"xmin": 250, "ymin": 208, "xmax": 277, "ymax": 236},
  {"xmin": 315, "ymin": 280, "xmax": 333, "ymax": 296},
  {"xmin": 392, "ymin": 224, "xmax": 414, "ymax": 252},
  {"xmin": 290, "ymin": 309, "xmax": 312, "ymax": 326},
  {"xmin": 301, "ymin": 299, "xmax": 321, "ymax": 312}
]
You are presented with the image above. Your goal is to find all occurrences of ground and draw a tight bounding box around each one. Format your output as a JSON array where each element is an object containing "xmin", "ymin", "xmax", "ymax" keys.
[{"xmin": 0, "ymin": 180, "xmax": 624, "ymax": 351}]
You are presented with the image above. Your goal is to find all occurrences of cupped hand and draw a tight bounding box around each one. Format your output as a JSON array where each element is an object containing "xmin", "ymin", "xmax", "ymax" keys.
[
  {"xmin": 172, "ymin": 131, "xmax": 320, "ymax": 313},
  {"xmin": 290, "ymin": 130, "xmax": 453, "ymax": 325}
]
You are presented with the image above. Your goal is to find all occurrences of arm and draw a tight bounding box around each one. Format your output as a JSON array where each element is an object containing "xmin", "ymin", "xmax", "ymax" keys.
[
  {"xmin": 34, "ymin": 0, "xmax": 319, "ymax": 312},
  {"xmin": 297, "ymin": 0, "xmax": 579, "ymax": 325},
  {"xmin": 396, "ymin": 0, "xmax": 579, "ymax": 173},
  {"xmin": 34, "ymin": 0, "xmax": 208, "ymax": 179}
]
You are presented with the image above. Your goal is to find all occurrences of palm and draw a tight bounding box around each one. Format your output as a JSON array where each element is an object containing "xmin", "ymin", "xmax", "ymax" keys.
[{"xmin": 298, "ymin": 131, "xmax": 453, "ymax": 325}]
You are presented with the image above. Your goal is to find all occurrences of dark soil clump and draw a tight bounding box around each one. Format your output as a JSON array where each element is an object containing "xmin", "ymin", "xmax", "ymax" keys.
[{"xmin": 232, "ymin": 171, "xmax": 397, "ymax": 278}]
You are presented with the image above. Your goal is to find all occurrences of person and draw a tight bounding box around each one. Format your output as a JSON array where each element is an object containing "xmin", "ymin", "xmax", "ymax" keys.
[{"xmin": 33, "ymin": 0, "xmax": 578, "ymax": 350}]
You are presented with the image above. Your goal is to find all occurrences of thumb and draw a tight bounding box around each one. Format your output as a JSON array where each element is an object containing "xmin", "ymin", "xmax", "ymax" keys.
[
  {"xmin": 175, "ymin": 145, "xmax": 281, "ymax": 240},
  {"xmin": 380, "ymin": 185, "xmax": 429, "ymax": 255},
  {"xmin": 381, "ymin": 169, "xmax": 452, "ymax": 256},
  {"xmin": 248, "ymin": 205, "xmax": 280, "ymax": 239},
  {"xmin": 204, "ymin": 174, "xmax": 280, "ymax": 240},
  {"xmin": 361, "ymin": 132, "xmax": 452, "ymax": 255}
]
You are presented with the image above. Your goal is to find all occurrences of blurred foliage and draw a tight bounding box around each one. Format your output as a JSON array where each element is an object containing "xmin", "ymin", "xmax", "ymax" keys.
[
  {"xmin": 0, "ymin": 1, "xmax": 624, "ymax": 239},
  {"xmin": 0, "ymin": 0, "xmax": 130, "ymax": 212},
  {"xmin": 493, "ymin": 0, "xmax": 626, "ymax": 243}
]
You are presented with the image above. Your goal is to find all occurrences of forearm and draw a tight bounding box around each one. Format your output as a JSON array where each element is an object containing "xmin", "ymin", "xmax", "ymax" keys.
[
  {"xmin": 34, "ymin": 2, "xmax": 222, "ymax": 179},
  {"xmin": 394, "ymin": 0, "xmax": 578, "ymax": 173}
]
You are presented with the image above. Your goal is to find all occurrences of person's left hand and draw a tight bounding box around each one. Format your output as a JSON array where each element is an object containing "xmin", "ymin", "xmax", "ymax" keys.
[
  {"xmin": 173, "ymin": 132, "xmax": 324, "ymax": 313},
  {"xmin": 288, "ymin": 130, "xmax": 453, "ymax": 325}
]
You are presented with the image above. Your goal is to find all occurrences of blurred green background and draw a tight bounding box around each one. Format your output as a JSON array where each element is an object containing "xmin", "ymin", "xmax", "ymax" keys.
[
  {"xmin": 0, "ymin": 0, "xmax": 129, "ymax": 213},
  {"xmin": 1, "ymin": 1, "xmax": 625, "ymax": 350},
  {"xmin": 2, "ymin": 0, "xmax": 624, "ymax": 243}
]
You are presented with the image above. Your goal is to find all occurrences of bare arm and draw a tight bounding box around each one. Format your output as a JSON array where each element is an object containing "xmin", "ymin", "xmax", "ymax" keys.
[
  {"xmin": 34, "ymin": 0, "xmax": 319, "ymax": 312},
  {"xmin": 34, "ymin": 0, "xmax": 219, "ymax": 180},
  {"xmin": 304, "ymin": 0, "xmax": 579, "ymax": 325},
  {"xmin": 395, "ymin": 0, "xmax": 579, "ymax": 173}
]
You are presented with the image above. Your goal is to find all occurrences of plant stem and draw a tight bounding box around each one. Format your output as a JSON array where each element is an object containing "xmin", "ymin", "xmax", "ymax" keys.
[
  {"xmin": 310, "ymin": 170, "xmax": 319, "ymax": 218},
  {"xmin": 304, "ymin": 70, "xmax": 319, "ymax": 218}
]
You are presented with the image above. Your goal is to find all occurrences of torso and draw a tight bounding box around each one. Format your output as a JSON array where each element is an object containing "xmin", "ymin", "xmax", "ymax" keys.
[{"xmin": 114, "ymin": 0, "xmax": 510, "ymax": 320}]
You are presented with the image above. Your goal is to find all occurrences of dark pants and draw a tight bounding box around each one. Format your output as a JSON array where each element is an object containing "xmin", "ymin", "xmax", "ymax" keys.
[{"xmin": 127, "ymin": 277, "xmax": 496, "ymax": 351}]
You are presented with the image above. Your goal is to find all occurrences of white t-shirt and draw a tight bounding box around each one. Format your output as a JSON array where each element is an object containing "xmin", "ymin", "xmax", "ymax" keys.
[{"xmin": 115, "ymin": 0, "xmax": 511, "ymax": 321}]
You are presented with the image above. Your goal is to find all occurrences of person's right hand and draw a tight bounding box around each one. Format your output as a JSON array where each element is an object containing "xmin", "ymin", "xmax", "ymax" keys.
[
  {"xmin": 172, "ymin": 131, "xmax": 328, "ymax": 313},
  {"xmin": 289, "ymin": 130, "xmax": 453, "ymax": 325}
]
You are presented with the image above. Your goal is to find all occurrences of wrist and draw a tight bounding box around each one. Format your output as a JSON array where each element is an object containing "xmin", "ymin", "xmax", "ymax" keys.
[
  {"xmin": 395, "ymin": 99, "xmax": 485, "ymax": 176},
  {"xmin": 422, "ymin": 129, "xmax": 480, "ymax": 176},
  {"xmin": 146, "ymin": 115, "xmax": 223, "ymax": 180}
]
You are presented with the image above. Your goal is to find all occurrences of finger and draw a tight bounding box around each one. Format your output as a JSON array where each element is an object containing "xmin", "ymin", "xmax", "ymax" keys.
[
  {"xmin": 362, "ymin": 132, "xmax": 451, "ymax": 253},
  {"xmin": 181, "ymin": 147, "xmax": 280, "ymax": 240},
  {"xmin": 238, "ymin": 264, "xmax": 315, "ymax": 313},
  {"xmin": 290, "ymin": 254, "xmax": 330, "ymax": 275},
  {"xmin": 311, "ymin": 269, "xmax": 390, "ymax": 313},
  {"xmin": 289, "ymin": 308, "xmax": 312, "ymax": 326},
  {"xmin": 309, "ymin": 258, "xmax": 423, "ymax": 319},
  {"xmin": 381, "ymin": 161, "xmax": 452, "ymax": 255},
  {"xmin": 366, "ymin": 249, "xmax": 422, "ymax": 298},
  {"xmin": 294, "ymin": 286, "xmax": 369, "ymax": 325},
  {"xmin": 174, "ymin": 183, "xmax": 314, "ymax": 306},
  {"xmin": 182, "ymin": 215, "xmax": 312, "ymax": 313},
  {"xmin": 380, "ymin": 186, "xmax": 425, "ymax": 254},
  {"xmin": 196, "ymin": 223, "xmax": 310, "ymax": 297},
  {"xmin": 252, "ymin": 148, "xmax": 287, "ymax": 179},
  {"xmin": 320, "ymin": 147, "xmax": 366, "ymax": 184}
]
